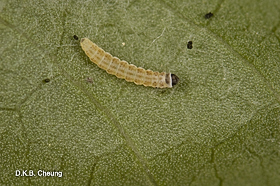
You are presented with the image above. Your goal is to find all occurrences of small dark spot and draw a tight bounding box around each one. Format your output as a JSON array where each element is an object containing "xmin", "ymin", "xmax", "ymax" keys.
[
  {"xmin": 43, "ymin": 78, "xmax": 50, "ymax": 83},
  {"xmin": 171, "ymin": 74, "xmax": 179, "ymax": 87},
  {"xmin": 187, "ymin": 41, "xmax": 193, "ymax": 49},
  {"xmin": 165, "ymin": 73, "xmax": 170, "ymax": 84},
  {"xmin": 73, "ymin": 35, "xmax": 79, "ymax": 40},
  {"xmin": 205, "ymin": 12, "xmax": 213, "ymax": 19},
  {"xmin": 85, "ymin": 77, "xmax": 94, "ymax": 84}
]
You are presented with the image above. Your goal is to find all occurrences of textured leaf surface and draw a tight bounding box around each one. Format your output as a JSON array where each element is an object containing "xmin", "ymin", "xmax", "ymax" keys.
[{"xmin": 1, "ymin": 0, "xmax": 280, "ymax": 185}]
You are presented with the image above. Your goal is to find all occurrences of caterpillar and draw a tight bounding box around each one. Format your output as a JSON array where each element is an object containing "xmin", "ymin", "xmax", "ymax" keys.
[{"xmin": 80, "ymin": 38, "xmax": 179, "ymax": 88}]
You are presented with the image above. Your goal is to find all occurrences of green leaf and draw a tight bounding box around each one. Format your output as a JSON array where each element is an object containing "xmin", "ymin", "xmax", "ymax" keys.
[{"xmin": 1, "ymin": 0, "xmax": 280, "ymax": 185}]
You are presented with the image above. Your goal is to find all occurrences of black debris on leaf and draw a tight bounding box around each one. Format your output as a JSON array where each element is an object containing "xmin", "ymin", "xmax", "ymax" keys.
[
  {"xmin": 204, "ymin": 12, "xmax": 213, "ymax": 19},
  {"xmin": 187, "ymin": 41, "xmax": 193, "ymax": 49},
  {"xmin": 73, "ymin": 35, "xmax": 79, "ymax": 40},
  {"xmin": 43, "ymin": 78, "xmax": 50, "ymax": 83}
]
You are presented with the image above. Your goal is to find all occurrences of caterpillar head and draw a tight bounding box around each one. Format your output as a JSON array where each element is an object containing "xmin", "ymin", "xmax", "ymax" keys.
[{"xmin": 171, "ymin": 74, "xmax": 179, "ymax": 86}]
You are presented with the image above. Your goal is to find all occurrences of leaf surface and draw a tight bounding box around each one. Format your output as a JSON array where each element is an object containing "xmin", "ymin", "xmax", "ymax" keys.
[{"xmin": 1, "ymin": 0, "xmax": 280, "ymax": 185}]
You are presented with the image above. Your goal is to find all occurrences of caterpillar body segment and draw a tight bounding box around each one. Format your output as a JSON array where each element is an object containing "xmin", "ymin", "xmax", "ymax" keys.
[{"xmin": 80, "ymin": 38, "xmax": 179, "ymax": 88}]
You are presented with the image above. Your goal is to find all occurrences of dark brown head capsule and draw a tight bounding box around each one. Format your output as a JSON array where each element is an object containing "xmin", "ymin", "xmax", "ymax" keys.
[{"xmin": 171, "ymin": 74, "xmax": 179, "ymax": 86}]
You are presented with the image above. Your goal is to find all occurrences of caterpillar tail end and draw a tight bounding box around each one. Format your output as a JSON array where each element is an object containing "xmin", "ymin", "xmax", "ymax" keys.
[{"xmin": 80, "ymin": 38, "xmax": 85, "ymax": 43}]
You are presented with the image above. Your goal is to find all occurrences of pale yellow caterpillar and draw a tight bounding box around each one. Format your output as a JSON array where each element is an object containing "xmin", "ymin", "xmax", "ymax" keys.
[{"xmin": 80, "ymin": 38, "xmax": 179, "ymax": 88}]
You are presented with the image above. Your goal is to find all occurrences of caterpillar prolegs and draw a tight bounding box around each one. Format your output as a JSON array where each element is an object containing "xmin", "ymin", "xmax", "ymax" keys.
[{"xmin": 80, "ymin": 38, "xmax": 179, "ymax": 88}]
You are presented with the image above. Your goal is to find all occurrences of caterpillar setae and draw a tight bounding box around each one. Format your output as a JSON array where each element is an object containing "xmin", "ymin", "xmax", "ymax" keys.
[{"xmin": 80, "ymin": 38, "xmax": 179, "ymax": 88}]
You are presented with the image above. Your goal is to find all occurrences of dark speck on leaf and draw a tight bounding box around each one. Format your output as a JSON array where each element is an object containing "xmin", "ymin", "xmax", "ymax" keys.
[
  {"xmin": 187, "ymin": 41, "xmax": 193, "ymax": 49},
  {"xmin": 43, "ymin": 78, "xmax": 50, "ymax": 83},
  {"xmin": 73, "ymin": 35, "xmax": 79, "ymax": 40},
  {"xmin": 85, "ymin": 77, "xmax": 94, "ymax": 84},
  {"xmin": 205, "ymin": 12, "xmax": 214, "ymax": 19}
]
